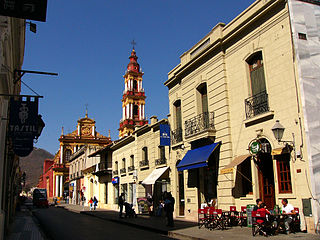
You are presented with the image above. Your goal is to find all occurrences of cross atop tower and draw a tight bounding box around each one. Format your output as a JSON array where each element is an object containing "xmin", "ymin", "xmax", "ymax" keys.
[
  {"xmin": 131, "ymin": 40, "xmax": 136, "ymax": 50},
  {"xmin": 85, "ymin": 104, "xmax": 88, "ymax": 118}
]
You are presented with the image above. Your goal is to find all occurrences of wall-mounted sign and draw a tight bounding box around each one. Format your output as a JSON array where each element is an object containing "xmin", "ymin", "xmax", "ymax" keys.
[
  {"xmin": 112, "ymin": 177, "xmax": 119, "ymax": 184},
  {"xmin": 0, "ymin": 0, "xmax": 48, "ymax": 22},
  {"xmin": 9, "ymin": 97, "xmax": 39, "ymax": 138},
  {"xmin": 160, "ymin": 124, "xmax": 171, "ymax": 146},
  {"xmin": 249, "ymin": 140, "xmax": 262, "ymax": 155}
]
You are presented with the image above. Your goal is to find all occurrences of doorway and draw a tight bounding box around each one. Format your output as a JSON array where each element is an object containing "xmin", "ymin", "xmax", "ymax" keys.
[
  {"xmin": 256, "ymin": 145, "xmax": 275, "ymax": 209},
  {"xmin": 178, "ymin": 171, "xmax": 185, "ymax": 216}
]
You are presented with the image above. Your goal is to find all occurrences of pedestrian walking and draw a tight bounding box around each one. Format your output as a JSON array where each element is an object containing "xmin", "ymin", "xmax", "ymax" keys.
[
  {"xmin": 88, "ymin": 197, "xmax": 93, "ymax": 211},
  {"xmin": 164, "ymin": 192, "xmax": 175, "ymax": 227},
  {"xmin": 118, "ymin": 193, "xmax": 125, "ymax": 218},
  {"xmin": 93, "ymin": 196, "xmax": 98, "ymax": 210},
  {"xmin": 81, "ymin": 195, "xmax": 86, "ymax": 211}
]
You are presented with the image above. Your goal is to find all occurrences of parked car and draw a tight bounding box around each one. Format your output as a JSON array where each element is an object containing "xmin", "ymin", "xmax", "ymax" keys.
[{"xmin": 33, "ymin": 188, "xmax": 49, "ymax": 208}]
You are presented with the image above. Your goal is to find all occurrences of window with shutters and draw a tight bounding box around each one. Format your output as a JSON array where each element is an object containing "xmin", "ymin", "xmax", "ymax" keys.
[{"xmin": 276, "ymin": 154, "xmax": 292, "ymax": 193}]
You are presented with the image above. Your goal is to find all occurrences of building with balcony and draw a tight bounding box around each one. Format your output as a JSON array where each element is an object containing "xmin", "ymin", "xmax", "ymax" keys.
[
  {"xmin": 110, "ymin": 116, "xmax": 170, "ymax": 213},
  {"xmin": 164, "ymin": 0, "xmax": 320, "ymax": 231}
]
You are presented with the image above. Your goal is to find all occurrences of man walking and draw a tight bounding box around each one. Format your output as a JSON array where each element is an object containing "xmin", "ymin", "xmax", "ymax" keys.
[
  {"xmin": 119, "ymin": 193, "xmax": 125, "ymax": 218},
  {"xmin": 164, "ymin": 192, "xmax": 175, "ymax": 227}
]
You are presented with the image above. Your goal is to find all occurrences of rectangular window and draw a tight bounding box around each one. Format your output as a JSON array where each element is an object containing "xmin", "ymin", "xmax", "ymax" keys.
[
  {"xmin": 276, "ymin": 154, "xmax": 292, "ymax": 193},
  {"xmin": 298, "ymin": 33, "xmax": 307, "ymax": 40}
]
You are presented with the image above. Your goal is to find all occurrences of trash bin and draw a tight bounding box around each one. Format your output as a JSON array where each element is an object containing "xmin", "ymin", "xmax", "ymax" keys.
[{"xmin": 247, "ymin": 204, "xmax": 256, "ymax": 227}]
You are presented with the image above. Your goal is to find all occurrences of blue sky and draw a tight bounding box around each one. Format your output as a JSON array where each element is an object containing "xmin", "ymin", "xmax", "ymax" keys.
[{"xmin": 22, "ymin": 0, "xmax": 254, "ymax": 154}]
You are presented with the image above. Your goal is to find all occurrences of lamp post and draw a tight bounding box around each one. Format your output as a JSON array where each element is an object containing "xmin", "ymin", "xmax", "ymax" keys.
[{"xmin": 271, "ymin": 120, "xmax": 296, "ymax": 158}]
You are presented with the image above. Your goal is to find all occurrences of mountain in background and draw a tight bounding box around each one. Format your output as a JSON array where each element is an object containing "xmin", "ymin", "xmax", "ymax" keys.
[{"xmin": 20, "ymin": 147, "xmax": 54, "ymax": 190}]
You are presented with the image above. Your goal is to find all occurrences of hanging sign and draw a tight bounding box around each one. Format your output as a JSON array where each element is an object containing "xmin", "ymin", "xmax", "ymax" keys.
[
  {"xmin": 8, "ymin": 96, "xmax": 39, "ymax": 138},
  {"xmin": 160, "ymin": 124, "xmax": 171, "ymax": 146},
  {"xmin": 249, "ymin": 140, "xmax": 261, "ymax": 155},
  {"xmin": 112, "ymin": 177, "xmax": 119, "ymax": 184},
  {"xmin": 8, "ymin": 96, "xmax": 41, "ymax": 157},
  {"xmin": 0, "ymin": 0, "xmax": 48, "ymax": 22}
]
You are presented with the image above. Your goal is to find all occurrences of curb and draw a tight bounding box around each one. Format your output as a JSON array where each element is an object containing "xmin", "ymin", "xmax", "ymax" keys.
[{"xmin": 168, "ymin": 232, "xmax": 208, "ymax": 240}]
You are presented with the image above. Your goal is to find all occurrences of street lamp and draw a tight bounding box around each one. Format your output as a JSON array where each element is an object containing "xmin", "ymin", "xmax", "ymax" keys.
[
  {"xmin": 271, "ymin": 120, "xmax": 296, "ymax": 157},
  {"xmin": 271, "ymin": 120, "xmax": 285, "ymax": 142}
]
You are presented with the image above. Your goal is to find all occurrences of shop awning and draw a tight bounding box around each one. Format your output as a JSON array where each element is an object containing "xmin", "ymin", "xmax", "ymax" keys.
[
  {"xmin": 177, "ymin": 142, "xmax": 221, "ymax": 171},
  {"xmin": 271, "ymin": 146, "xmax": 292, "ymax": 155},
  {"xmin": 142, "ymin": 166, "xmax": 169, "ymax": 185},
  {"xmin": 223, "ymin": 154, "xmax": 251, "ymax": 169}
]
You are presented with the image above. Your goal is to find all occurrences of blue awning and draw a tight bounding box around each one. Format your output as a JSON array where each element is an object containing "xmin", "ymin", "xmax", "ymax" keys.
[{"xmin": 177, "ymin": 142, "xmax": 221, "ymax": 171}]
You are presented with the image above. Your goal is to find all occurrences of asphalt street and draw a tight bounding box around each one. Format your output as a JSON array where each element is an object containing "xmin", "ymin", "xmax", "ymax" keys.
[{"xmin": 32, "ymin": 207, "xmax": 173, "ymax": 240}]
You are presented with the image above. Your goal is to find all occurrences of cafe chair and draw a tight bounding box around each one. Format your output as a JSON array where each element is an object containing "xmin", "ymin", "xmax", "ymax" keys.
[
  {"xmin": 252, "ymin": 211, "xmax": 268, "ymax": 237},
  {"xmin": 198, "ymin": 208, "xmax": 209, "ymax": 229},
  {"xmin": 208, "ymin": 209, "xmax": 227, "ymax": 230},
  {"xmin": 290, "ymin": 207, "xmax": 301, "ymax": 233},
  {"xmin": 239, "ymin": 206, "xmax": 247, "ymax": 227},
  {"xmin": 228, "ymin": 206, "xmax": 239, "ymax": 227}
]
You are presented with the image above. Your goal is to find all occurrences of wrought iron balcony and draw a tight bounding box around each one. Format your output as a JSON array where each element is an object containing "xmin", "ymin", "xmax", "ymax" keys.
[
  {"xmin": 139, "ymin": 160, "xmax": 149, "ymax": 168},
  {"xmin": 184, "ymin": 112, "xmax": 214, "ymax": 138},
  {"xmin": 155, "ymin": 158, "xmax": 166, "ymax": 166},
  {"xmin": 128, "ymin": 166, "xmax": 135, "ymax": 172},
  {"xmin": 171, "ymin": 127, "xmax": 183, "ymax": 145},
  {"xmin": 245, "ymin": 91, "xmax": 269, "ymax": 119},
  {"xmin": 120, "ymin": 168, "xmax": 126, "ymax": 174},
  {"xmin": 98, "ymin": 162, "xmax": 110, "ymax": 171},
  {"xmin": 113, "ymin": 170, "xmax": 118, "ymax": 176}
]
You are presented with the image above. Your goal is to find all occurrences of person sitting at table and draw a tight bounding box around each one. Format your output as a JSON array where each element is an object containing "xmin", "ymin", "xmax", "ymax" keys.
[
  {"xmin": 281, "ymin": 198, "xmax": 295, "ymax": 234},
  {"xmin": 253, "ymin": 198, "xmax": 262, "ymax": 211}
]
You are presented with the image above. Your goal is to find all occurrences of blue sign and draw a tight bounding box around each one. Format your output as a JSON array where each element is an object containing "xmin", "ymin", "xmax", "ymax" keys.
[
  {"xmin": 112, "ymin": 177, "xmax": 119, "ymax": 184},
  {"xmin": 160, "ymin": 124, "xmax": 171, "ymax": 146}
]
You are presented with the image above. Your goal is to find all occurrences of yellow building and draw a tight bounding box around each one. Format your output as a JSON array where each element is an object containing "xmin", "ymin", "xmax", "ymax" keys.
[
  {"xmin": 165, "ymin": 0, "xmax": 320, "ymax": 232},
  {"xmin": 111, "ymin": 116, "xmax": 170, "ymax": 213},
  {"xmin": 57, "ymin": 113, "xmax": 110, "ymax": 202}
]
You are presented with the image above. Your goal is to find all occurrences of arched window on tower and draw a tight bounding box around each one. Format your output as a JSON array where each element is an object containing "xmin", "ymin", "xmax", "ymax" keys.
[
  {"xmin": 133, "ymin": 80, "xmax": 137, "ymax": 91},
  {"xmin": 133, "ymin": 105, "xmax": 139, "ymax": 120}
]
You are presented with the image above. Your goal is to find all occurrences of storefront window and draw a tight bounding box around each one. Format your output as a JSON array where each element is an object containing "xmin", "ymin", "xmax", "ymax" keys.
[{"xmin": 114, "ymin": 184, "xmax": 119, "ymax": 204}]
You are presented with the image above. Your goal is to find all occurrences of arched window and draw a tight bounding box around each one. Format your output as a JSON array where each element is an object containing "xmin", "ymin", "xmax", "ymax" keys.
[
  {"xmin": 197, "ymin": 83, "xmax": 208, "ymax": 114},
  {"xmin": 247, "ymin": 51, "xmax": 266, "ymax": 96},
  {"xmin": 142, "ymin": 147, "xmax": 148, "ymax": 161},
  {"xmin": 133, "ymin": 80, "xmax": 137, "ymax": 91},
  {"xmin": 133, "ymin": 105, "xmax": 139, "ymax": 120},
  {"xmin": 65, "ymin": 149, "xmax": 72, "ymax": 162},
  {"xmin": 122, "ymin": 158, "xmax": 126, "ymax": 169}
]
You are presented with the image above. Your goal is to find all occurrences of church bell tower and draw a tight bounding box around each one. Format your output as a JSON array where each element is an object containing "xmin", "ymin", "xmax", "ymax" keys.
[{"xmin": 119, "ymin": 47, "xmax": 148, "ymax": 138}]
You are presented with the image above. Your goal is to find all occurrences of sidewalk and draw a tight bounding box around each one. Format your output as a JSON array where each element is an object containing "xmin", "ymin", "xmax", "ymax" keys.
[
  {"xmin": 57, "ymin": 204, "xmax": 319, "ymax": 240},
  {"xmin": 6, "ymin": 205, "xmax": 44, "ymax": 240}
]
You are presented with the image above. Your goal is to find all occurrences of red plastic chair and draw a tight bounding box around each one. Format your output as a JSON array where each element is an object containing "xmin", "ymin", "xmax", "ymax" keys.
[
  {"xmin": 252, "ymin": 211, "xmax": 268, "ymax": 236},
  {"xmin": 239, "ymin": 206, "xmax": 247, "ymax": 227},
  {"xmin": 291, "ymin": 207, "xmax": 301, "ymax": 232},
  {"xmin": 208, "ymin": 209, "xmax": 226, "ymax": 230},
  {"xmin": 198, "ymin": 208, "xmax": 209, "ymax": 229},
  {"xmin": 228, "ymin": 206, "xmax": 239, "ymax": 226}
]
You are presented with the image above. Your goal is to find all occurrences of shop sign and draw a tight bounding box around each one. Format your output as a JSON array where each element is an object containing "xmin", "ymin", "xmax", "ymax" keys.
[
  {"xmin": 8, "ymin": 97, "xmax": 39, "ymax": 138},
  {"xmin": 220, "ymin": 168, "xmax": 233, "ymax": 174},
  {"xmin": 112, "ymin": 177, "xmax": 119, "ymax": 184},
  {"xmin": 0, "ymin": 0, "xmax": 48, "ymax": 22},
  {"xmin": 249, "ymin": 140, "xmax": 261, "ymax": 155},
  {"xmin": 160, "ymin": 124, "xmax": 170, "ymax": 146}
]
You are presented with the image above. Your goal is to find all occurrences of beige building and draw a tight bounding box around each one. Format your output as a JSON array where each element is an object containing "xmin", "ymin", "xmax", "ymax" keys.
[
  {"xmin": 165, "ymin": 0, "xmax": 320, "ymax": 232},
  {"xmin": 0, "ymin": 16, "xmax": 25, "ymax": 239},
  {"xmin": 110, "ymin": 116, "xmax": 170, "ymax": 213}
]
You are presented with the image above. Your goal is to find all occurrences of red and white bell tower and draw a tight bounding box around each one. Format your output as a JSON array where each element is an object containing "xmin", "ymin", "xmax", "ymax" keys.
[{"xmin": 119, "ymin": 47, "xmax": 148, "ymax": 138}]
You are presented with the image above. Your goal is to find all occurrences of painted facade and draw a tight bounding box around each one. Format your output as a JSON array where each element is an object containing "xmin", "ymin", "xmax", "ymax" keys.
[
  {"xmin": 119, "ymin": 48, "xmax": 148, "ymax": 138},
  {"xmin": 165, "ymin": 0, "xmax": 319, "ymax": 232},
  {"xmin": 111, "ymin": 116, "xmax": 170, "ymax": 213}
]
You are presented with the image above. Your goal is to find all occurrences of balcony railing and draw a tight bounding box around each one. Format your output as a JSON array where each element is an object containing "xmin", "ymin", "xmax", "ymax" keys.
[
  {"xmin": 245, "ymin": 91, "xmax": 269, "ymax": 119},
  {"xmin": 120, "ymin": 168, "xmax": 126, "ymax": 174},
  {"xmin": 184, "ymin": 112, "xmax": 214, "ymax": 138},
  {"xmin": 171, "ymin": 127, "xmax": 183, "ymax": 145},
  {"xmin": 98, "ymin": 162, "xmax": 110, "ymax": 171},
  {"xmin": 128, "ymin": 166, "xmax": 135, "ymax": 172},
  {"xmin": 113, "ymin": 170, "xmax": 118, "ymax": 176},
  {"xmin": 139, "ymin": 160, "xmax": 149, "ymax": 168},
  {"xmin": 155, "ymin": 158, "xmax": 166, "ymax": 166}
]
